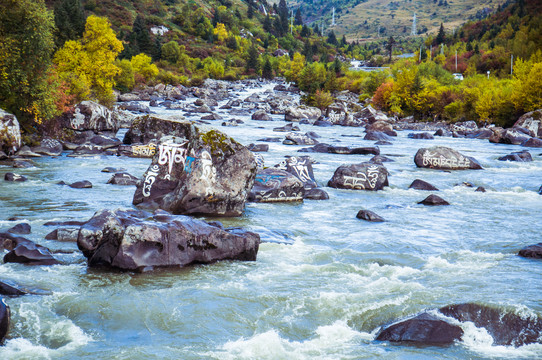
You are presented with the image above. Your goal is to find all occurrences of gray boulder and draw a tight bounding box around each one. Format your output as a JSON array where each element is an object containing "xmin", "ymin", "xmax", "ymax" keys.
[
  {"xmin": 284, "ymin": 132, "xmax": 318, "ymax": 145},
  {"xmin": 275, "ymin": 156, "xmax": 318, "ymax": 189},
  {"xmin": 418, "ymin": 194, "xmax": 449, "ymax": 206},
  {"xmin": 117, "ymin": 143, "xmax": 157, "ymax": 158},
  {"xmin": 285, "ymin": 106, "xmax": 321, "ymax": 123},
  {"xmin": 248, "ymin": 168, "xmax": 305, "ymax": 202},
  {"xmin": 32, "ymin": 138, "xmax": 63, "ymax": 156},
  {"xmin": 414, "ymin": 146, "xmax": 483, "ymax": 170},
  {"xmin": 328, "ymin": 163, "xmax": 389, "ymax": 191},
  {"xmin": 4, "ymin": 173, "xmax": 27, "ymax": 182},
  {"xmin": 252, "ymin": 110, "xmax": 272, "ymax": 121},
  {"xmin": 518, "ymin": 243, "xmax": 542, "ymax": 259},
  {"xmin": 0, "ymin": 109, "xmax": 21, "ymax": 155},
  {"xmin": 356, "ymin": 209, "xmax": 385, "ymax": 222},
  {"xmin": 409, "ymin": 179, "xmax": 439, "ymax": 191},
  {"xmin": 77, "ymin": 208, "xmax": 260, "ymax": 271},
  {"xmin": 513, "ymin": 109, "xmax": 542, "ymax": 138},
  {"xmin": 63, "ymin": 101, "xmax": 118, "ymax": 133},
  {"xmin": 132, "ymin": 120, "xmax": 256, "ymax": 217},
  {"xmin": 107, "ymin": 172, "xmax": 140, "ymax": 186},
  {"xmin": 376, "ymin": 312, "xmax": 463, "ymax": 345},
  {"xmin": 498, "ymin": 150, "xmax": 532, "ymax": 162},
  {"xmin": 0, "ymin": 298, "xmax": 9, "ymax": 344}
]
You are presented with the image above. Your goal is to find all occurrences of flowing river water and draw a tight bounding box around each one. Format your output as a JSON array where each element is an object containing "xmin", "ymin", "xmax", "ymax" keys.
[{"xmin": 0, "ymin": 81, "xmax": 541, "ymax": 359}]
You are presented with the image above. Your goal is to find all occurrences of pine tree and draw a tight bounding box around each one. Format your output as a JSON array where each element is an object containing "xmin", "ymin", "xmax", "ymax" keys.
[
  {"xmin": 278, "ymin": 0, "xmax": 289, "ymax": 35},
  {"xmin": 263, "ymin": 15, "xmax": 272, "ymax": 33},
  {"xmin": 262, "ymin": 57, "xmax": 273, "ymax": 79},
  {"xmin": 386, "ymin": 36, "xmax": 396, "ymax": 63},
  {"xmin": 245, "ymin": 44, "xmax": 260, "ymax": 74},
  {"xmin": 131, "ymin": 15, "xmax": 153, "ymax": 56},
  {"xmin": 436, "ymin": 23, "xmax": 445, "ymax": 45},
  {"xmin": 247, "ymin": 1, "xmax": 254, "ymax": 19},
  {"xmin": 294, "ymin": 8, "xmax": 303, "ymax": 26},
  {"xmin": 327, "ymin": 30, "xmax": 338, "ymax": 46},
  {"xmin": 300, "ymin": 25, "xmax": 310, "ymax": 38},
  {"xmin": 53, "ymin": 0, "xmax": 86, "ymax": 48}
]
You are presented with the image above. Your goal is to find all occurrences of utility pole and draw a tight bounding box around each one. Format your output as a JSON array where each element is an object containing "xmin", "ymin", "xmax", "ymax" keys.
[
  {"xmin": 411, "ymin": 13, "xmax": 417, "ymax": 36},
  {"xmin": 331, "ymin": 7, "xmax": 336, "ymax": 27},
  {"xmin": 511, "ymin": 54, "xmax": 514, "ymax": 76},
  {"xmin": 430, "ymin": 44, "xmax": 432, "ymax": 61},
  {"xmin": 455, "ymin": 50, "xmax": 458, "ymax": 72}
]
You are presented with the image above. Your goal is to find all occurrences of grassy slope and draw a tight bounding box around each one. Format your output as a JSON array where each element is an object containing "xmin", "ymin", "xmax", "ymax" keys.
[{"xmin": 282, "ymin": 0, "xmax": 509, "ymax": 41}]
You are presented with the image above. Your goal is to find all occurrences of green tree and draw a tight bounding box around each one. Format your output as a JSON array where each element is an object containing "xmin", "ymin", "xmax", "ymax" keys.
[
  {"xmin": 294, "ymin": 8, "xmax": 303, "ymax": 26},
  {"xmin": 0, "ymin": 0, "xmax": 56, "ymax": 127},
  {"xmin": 54, "ymin": 0, "xmax": 86, "ymax": 48},
  {"xmin": 386, "ymin": 36, "xmax": 396, "ymax": 63},
  {"xmin": 161, "ymin": 41, "xmax": 181, "ymax": 64},
  {"xmin": 436, "ymin": 23, "xmax": 446, "ymax": 45},
  {"xmin": 327, "ymin": 30, "xmax": 338, "ymax": 46}
]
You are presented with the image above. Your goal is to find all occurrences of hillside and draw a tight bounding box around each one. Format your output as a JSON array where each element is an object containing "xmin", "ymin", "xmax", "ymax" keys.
[{"xmin": 285, "ymin": 0, "xmax": 509, "ymax": 40}]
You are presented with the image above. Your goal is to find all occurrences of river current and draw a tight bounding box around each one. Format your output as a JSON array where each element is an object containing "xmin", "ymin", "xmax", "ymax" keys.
[{"xmin": 0, "ymin": 82, "xmax": 541, "ymax": 359}]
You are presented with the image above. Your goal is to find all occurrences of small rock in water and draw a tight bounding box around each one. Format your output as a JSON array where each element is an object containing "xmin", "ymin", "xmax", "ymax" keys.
[
  {"xmin": 356, "ymin": 209, "xmax": 385, "ymax": 222},
  {"xmin": 4, "ymin": 173, "xmax": 27, "ymax": 182},
  {"xmin": 518, "ymin": 243, "xmax": 542, "ymax": 259},
  {"xmin": 4, "ymin": 241, "xmax": 60, "ymax": 265},
  {"xmin": 0, "ymin": 298, "xmax": 10, "ymax": 344},
  {"xmin": 475, "ymin": 186, "xmax": 486, "ymax": 192},
  {"xmin": 69, "ymin": 180, "xmax": 92, "ymax": 189},
  {"xmin": 0, "ymin": 280, "xmax": 28, "ymax": 296},
  {"xmin": 370, "ymin": 155, "xmax": 393, "ymax": 164},
  {"xmin": 107, "ymin": 172, "xmax": 139, "ymax": 186},
  {"xmin": 7, "ymin": 223, "xmax": 31, "ymax": 235},
  {"xmin": 247, "ymin": 144, "xmax": 269, "ymax": 152},
  {"xmin": 409, "ymin": 179, "xmax": 439, "ymax": 191},
  {"xmin": 303, "ymin": 188, "xmax": 329, "ymax": 200},
  {"xmin": 418, "ymin": 194, "xmax": 450, "ymax": 206},
  {"xmin": 12, "ymin": 160, "xmax": 34, "ymax": 168}
]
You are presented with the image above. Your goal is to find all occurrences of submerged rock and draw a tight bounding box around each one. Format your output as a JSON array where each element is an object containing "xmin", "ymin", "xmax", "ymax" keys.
[
  {"xmin": 376, "ymin": 312, "xmax": 463, "ymax": 345},
  {"xmin": 4, "ymin": 173, "xmax": 27, "ymax": 182},
  {"xmin": 414, "ymin": 146, "xmax": 483, "ymax": 170},
  {"xmin": 303, "ymin": 188, "xmax": 329, "ymax": 200},
  {"xmin": 132, "ymin": 119, "xmax": 256, "ymax": 217},
  {"xmin": 498, "ymin": 150, "xmax": 532, "ymax": 162},
  {"xmin": 439, "ymin": 303, "xmax": 542, "ymax": 347},
  {"xmin": 328, "ymin": 163, "xmax": 389, "ymax": 191},
  {"xmin": 248, "ymin": 168, "xmax": 305, "ymax": 202},
  {"xmin": 408, "ymin": 132, "xmax": 434, "ymax": 140},
  {"xmin": 356, "ymin": 209, "xmax": 385, "ymax": 222},
  {"xmin": 69, "ymin": 180, "xmax": 92, "ymax": 189},
  {"xmin": 418, "ymin": 194, "xmax": 449, "ymax": 206},
  {"xmin": 518, "ymin": 243, "xmax": 542, "ymax": 259},
  {"xmin": 7, "ymin": 223, "xmax": 31, "ymax": 235},
  {"xmin": 409, "ymin": 179, "xmax": 439, "ymax": 191},
  {"xmin": 77, "ymin": 208, "xmax": 260, "ymax": 271}
]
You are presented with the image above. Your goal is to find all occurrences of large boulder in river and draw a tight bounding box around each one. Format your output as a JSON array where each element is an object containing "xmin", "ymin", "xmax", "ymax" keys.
[
  {"xmin": 77, "ymin": 208, "xmax": 260, "ymax": 271},
  {"xmin": 414, "ymin": 146, "xmax": 483, "ymax": 170},
  {"xmin": 513, "ymin": 109, "xmax": 542, "ymax": 138},
  {"xmin": 489, "ymin": 127, "xmax": 532, "ymax": 145},
  {"xmin": 0, "ymin": 109, "xmax": 22, "ymax": 155},
  {"xmin": 439, "ymin": 303, "xmax": 542, "ymax": 346},
  {"xmin": 132, "ymin": 119, "xmax": 256, "ymax": 217},
  {"xmin": 376, "ymin": 312, "xmax": 463, "ymax": 345},
  {"xmin": 63, "ymin": 101, "xmax": 118, "ymax": 133},
  {"xmin": 328, "ymin": 163, "xmax": 389, "ymax": 191},
  {"xmin": 248, "ymin": 168, "xmax": 305, "ymax": 202},
  {"xmin": 32, "ymin": 138, "xmax": 63, "ymax": 156},
  {"xmin": 284, "ymin": 106, "xmax": 321, "ymax": 123}
]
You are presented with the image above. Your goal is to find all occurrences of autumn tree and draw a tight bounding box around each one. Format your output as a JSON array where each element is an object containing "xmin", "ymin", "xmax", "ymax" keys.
[
  {"xmin": 0, "ymin": 0, "xmax": 57, "ymax": 127},
  {"xmin": 55, "ymin": 15, "xmax": 123, "ymax": 106}
]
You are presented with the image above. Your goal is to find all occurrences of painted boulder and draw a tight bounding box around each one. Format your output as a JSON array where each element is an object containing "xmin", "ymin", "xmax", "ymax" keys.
[
  {"xmin": 132, "ymin": 118, "xmax": 256, "ymax": 217},
  {"xmin": 77, "ymin": 208, "xmax": 260, "ymax": 271},
  {"xmin": 328, "ymin": 163, "xmax": 389, "ymax": 191},
  {"xmin": 0, "ymin": 109, "xmax": 22, "ymax": 155},
  {"xmin": 513, "ymin": 109, "xmax": 542, "ymax": 138},
  {"xmin": 414, "ymin": 146, "xmax": 483, "ymax": 170},
  {"xmin": 284, "ymin": 106, "xmax": 321, "ymax": 123},
  {"xmin": 63, "ymin": 101, "xmax": 118, "ymax": 133},
  {"xmin": 275, "ymin": 156, "xmax": 318, "ymax": 189},
  {"xmin": 248, "ymin": 168, "xmax": 305, "ymax": 202}
]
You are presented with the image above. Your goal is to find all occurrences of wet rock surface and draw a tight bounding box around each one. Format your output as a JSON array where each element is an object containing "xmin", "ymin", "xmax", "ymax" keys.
[{"xmin": 77, "ymin": 208, "xmax": 260, "ymax": 271}]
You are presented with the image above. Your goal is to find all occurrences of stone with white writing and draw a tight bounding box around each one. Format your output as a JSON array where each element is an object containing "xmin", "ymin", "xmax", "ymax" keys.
[
  {"xmin": 248, "ymin": 168, "xmax": 305, "ymax": 202},
  {"xmin": 0, "ymin": 109, "xmax": 22, "ymax": 155},
  {"xmin": 328, "ymin": 162, "xmax": 389, "ymax": 191},
  {"xmin": 107, "ymin": 172, "xmax": 140, "ymax": 186},
  {"xmin": 117, "ymin": 143, "xmax": 157, "ymax": 158},
  {"xmin": 274, "ymin": 156, "xmax": 318, "ymax": 189},
  {"xmin": 132, "ymin": 119, "xmax": 256, "ymax": 217},
  {"xmin": 32, "ymin": 138, "xmax": 63, "ymax": 156},
  {"xmin": 62, "ymin": 101, "xmax": 118, "ymax": 133},
  {"xmin": 513, "ymin": 109, "xmax": 542, "ymax": 138},
  {"xmin": 414, "ymin": 146, "xmax": 483, "ymax": 170},
  {"xmin": 77, "ymin": 208, "xmax": 260, "ymax": 271}
]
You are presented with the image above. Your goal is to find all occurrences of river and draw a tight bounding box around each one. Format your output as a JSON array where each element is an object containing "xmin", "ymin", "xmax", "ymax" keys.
[{"xmin": 0, "ymin": 81, "xmax": 541, "ymax": 359}]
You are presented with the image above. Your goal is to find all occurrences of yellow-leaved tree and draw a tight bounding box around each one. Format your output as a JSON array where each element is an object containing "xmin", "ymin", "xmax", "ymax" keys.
[
  {"xmin": 213, "ymin": 23, "xmax": 228, "ymax": 44},
  {"xmin": 131, "ymin": 54, "xmax": 159, "ymax": 83},
  {"xmin": 54, "ymin": 15, "xmax": 123, "ymax": 106}
]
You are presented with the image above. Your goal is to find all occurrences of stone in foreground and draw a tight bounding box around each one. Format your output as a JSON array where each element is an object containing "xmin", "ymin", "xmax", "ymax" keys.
[
  {"xmin": 131, "ymin": 118, "xmax": 256, "ymax": 216},
  {"xmin": 376, "ymin": 312, "xmax": 464, "ymax": 345},
  {"xmin": 418, "ymin": 194, "xmax": 450, "ymax": 206},
  {"xmin": 0, "ymin": 299, "xmax": 9, "ymax": 344},
  {"xmin": 356, "ymin": 209, "xmax": 385, "ymax": 222},
  {"xmin": 414, "ymin": 146, "xmax": 483, "ymax": 170},
  {"xmin": 328, "ymin": 163, "xmax": 388, "ymax": 191},
  {"xmin": 77, "ymin": 209, "xmax": 260, "ymax": 271}
]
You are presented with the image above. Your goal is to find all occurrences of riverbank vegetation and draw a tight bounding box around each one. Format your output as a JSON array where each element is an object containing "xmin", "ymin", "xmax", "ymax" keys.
[{"xmin": 0, "ymin": 0, "xmax": 540, "ymax": 133}]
